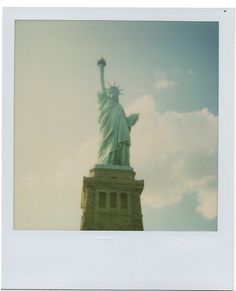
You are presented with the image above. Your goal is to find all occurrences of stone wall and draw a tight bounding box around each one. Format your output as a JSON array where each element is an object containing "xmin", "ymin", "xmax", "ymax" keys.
[{"xmin": 80, "ymin": 168, "xmax": 144, "ymax": 230}]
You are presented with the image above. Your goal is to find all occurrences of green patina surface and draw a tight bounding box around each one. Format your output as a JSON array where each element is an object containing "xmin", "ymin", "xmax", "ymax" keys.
[{"xmin": 97, "ymin": 58, "xmax": 139, "ymax": 167}]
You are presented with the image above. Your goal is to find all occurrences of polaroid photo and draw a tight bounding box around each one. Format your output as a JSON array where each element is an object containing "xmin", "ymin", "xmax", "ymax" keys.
[{"xmin": 2, "ymin": 7, "xmax": 234, "ymax": 290}]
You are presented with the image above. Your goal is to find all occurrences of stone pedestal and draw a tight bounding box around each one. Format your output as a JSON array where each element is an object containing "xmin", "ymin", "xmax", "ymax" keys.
[{"xmin": 80, "ymin": 167, "xmax": 144, "ymax": 230}]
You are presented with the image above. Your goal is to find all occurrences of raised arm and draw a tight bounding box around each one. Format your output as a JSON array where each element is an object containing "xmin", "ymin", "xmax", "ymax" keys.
[{"xmin": 97, "ymin": 58, "xmax": 106, "ymax": 94}]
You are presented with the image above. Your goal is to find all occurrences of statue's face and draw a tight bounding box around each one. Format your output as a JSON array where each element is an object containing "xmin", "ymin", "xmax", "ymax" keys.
[{"xmin": 109, "ymin": 87, "xmax": 120, "ymax": 102}]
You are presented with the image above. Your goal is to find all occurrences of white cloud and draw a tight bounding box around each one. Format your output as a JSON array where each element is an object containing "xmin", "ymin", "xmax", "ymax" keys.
[
  {"xmin": 16, "ymin": 95, "xmax": 218, "ymax": 228},
  {"xmin": 197, "ymin": 187, "xmax": 217, "ymax": 220},
  {"xmin": 155, "ymin": 78, "xmax": 178, "ymax": 90},
  {"xmin": 126, "ymin": 95, "xmax": 218, "ymax": 220},
  {"xmin": 155, "ymin": 70, "xmax": 178, "ymax": 90}
]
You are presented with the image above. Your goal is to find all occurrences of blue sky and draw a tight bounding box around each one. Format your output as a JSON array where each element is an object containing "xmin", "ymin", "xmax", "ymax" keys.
[
  {"xmin": 14, "ymin": 20, "xmax": 218, "ymax": 230},
  {"xmin": 85, "ymin": 21, "xmax": 218, "ymax": 114}
]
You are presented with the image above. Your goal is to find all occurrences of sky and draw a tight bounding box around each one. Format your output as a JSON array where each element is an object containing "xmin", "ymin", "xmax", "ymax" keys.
[{"xmin": 14, "ymin": 20, "xmax": 218, "ymax": 230}]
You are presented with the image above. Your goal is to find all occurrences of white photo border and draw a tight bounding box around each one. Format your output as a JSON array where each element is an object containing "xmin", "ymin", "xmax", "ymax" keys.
[{"xmin": 2, "ymin": 8, "xmax": 234, "ymax": 290}]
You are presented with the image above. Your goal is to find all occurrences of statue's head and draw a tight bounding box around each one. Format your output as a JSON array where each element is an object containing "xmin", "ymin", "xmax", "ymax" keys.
[{"xmin": 107, "ymin": 83, "xmax": 123, "ymax": 103}]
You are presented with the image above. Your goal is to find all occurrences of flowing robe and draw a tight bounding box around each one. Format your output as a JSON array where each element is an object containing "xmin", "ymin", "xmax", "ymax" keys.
[{"xmin": 97, "ymin": 91, "xmax": 131, "ymax": 166}]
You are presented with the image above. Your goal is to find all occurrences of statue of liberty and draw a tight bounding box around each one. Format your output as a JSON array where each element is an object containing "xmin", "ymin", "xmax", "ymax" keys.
[{"xmin": 96, "ymin": 58, "xmax": 139, "ymax": 167}]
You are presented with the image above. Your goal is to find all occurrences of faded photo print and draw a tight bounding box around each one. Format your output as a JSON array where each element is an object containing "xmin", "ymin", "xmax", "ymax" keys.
[{"xmin": 14, "ymin": 20, "xmax": 218, "ymax": 230}]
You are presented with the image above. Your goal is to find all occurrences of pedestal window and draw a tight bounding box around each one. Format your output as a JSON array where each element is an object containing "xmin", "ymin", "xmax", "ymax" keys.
[
  {"xmin": 121, "ymin": 192, "xmax": 128, "ymax": 209},
  {"xmin": 110, "ymin": 192, "xmax": 117, "ymax": 208},
  {"xmin": 99, "ymin": 191, "xmax": 106, "ymax": 208}
]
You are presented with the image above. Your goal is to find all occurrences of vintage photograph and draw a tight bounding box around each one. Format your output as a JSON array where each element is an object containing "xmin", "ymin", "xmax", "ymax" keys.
[{"xmin": 14, "ymin": 20, "xmax": 218, "ymax": 230}]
